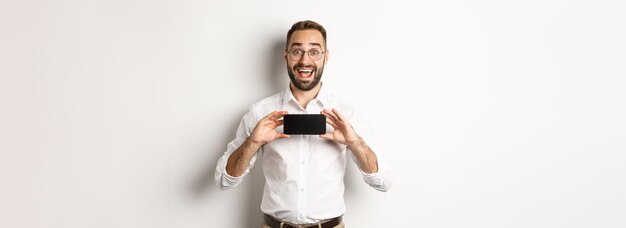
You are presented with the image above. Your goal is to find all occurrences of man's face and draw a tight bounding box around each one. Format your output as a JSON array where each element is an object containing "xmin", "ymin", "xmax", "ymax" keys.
[{"xmin": 285, "ymin": 29, "xmax": 328, "ymax": 91}]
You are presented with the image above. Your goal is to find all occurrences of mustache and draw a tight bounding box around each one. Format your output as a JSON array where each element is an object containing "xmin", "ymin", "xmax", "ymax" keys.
[{"xmin": 293, "ymin": 64, "xmax": 316, "ymax": 70}]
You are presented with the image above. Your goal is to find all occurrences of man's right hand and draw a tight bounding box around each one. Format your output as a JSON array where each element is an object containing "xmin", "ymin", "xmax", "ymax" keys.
[
  {"xmin": 225, "ymin": 111, "xmax": 289, "ymax": 177},
  {"xmin": 249, "ymin": 111, "xmax": 289, "ymax": 146}
]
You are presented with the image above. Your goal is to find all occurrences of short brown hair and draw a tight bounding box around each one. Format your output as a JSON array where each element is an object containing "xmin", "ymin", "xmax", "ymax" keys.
[{"xmin": 286, "ymin": 20, "xmax": 327, "ymax": 49}]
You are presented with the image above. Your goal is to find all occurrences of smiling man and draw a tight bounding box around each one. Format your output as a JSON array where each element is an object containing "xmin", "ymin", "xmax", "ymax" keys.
[{"xmin": 215, "ymin": 20, "xmax": 392, "ymax": 228}]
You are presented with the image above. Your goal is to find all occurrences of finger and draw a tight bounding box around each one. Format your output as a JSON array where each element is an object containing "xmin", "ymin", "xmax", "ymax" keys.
[
  {"xmin": 325, "ymin": 109, "xmax": 340, "ymax": 123},
  {"xmin": 277, "ymin": 110, "xmax": 288, "ymax": 118},
  {"xmin": 276, "ymin": 133, "xmax": 290, "ymax": 139},
  {"xmin": 263, "ymin": 111, "xmax": 279, "ymax": 120},
  {"xmin": 274, "ymin": 111, "xmax": 289, "ymax": 120},
  {"xmin": 331, "ymin": 108, "xmax": 344, "ymax": 121},
  {"xmin": 322, "ymin": 109, "xmax": 337, "ymax": 122},
  {"xmin": 322, "ymin": 114, "xmax": 337, "ymax": 128},
  {"xmin": 325, "ymin": 118, "xmax": 337, "ymax": 128},
  {"xmin": 276, "ymin": 119, "xmax": 284, "ymax": 127},
  {"xmin": 319, "ymin": 133, "xmax": 334, "ymax": 140},
  {"xmin": 321, "ymin": 112, "xmax": 331, "ymax": 120}
]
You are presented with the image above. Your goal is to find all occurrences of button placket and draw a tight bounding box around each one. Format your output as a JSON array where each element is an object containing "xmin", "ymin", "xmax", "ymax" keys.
[{"xmin": 296, "ymin": 135, "xmax": 307, "ymax": 223}]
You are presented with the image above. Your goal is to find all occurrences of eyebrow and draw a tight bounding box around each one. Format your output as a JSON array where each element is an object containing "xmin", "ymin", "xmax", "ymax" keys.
[{"xmin": 290, "ymin": 42, "xmax": 323, "ymax": 48}]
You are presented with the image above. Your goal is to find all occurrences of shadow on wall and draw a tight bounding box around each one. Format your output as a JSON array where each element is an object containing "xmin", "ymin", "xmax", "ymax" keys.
[
  {"xmin": 187, "ymin": 37, "xmax": 287, "ymax": 228},
  {"xmin": 266, "ymin": 38, "xmax": 289, "ymax": 94}
]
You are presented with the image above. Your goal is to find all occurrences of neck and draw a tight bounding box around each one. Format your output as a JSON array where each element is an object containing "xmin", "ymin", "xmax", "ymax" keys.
[{"xmin": 290, "ymin": 82, "xmax": 322, "ymax": 109}]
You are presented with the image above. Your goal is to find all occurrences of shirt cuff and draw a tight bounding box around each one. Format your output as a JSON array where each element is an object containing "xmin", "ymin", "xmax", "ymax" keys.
[
  {"xmin": 361, "ymin": 169, "xmax": 385, "ymax": 186},
  {"xmin": 221, "ymin": 167, "xmax": 244, "ymax": 187}
]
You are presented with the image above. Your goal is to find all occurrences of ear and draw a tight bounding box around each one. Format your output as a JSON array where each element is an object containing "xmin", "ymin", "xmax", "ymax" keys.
[{"xmin": 324, "ymin": 49, "xmax": 329, "ymax": 65}]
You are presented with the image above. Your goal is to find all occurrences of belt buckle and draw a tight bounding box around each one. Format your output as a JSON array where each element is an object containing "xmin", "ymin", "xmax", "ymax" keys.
[
  {"xmin": 279, "ymin": 222, "xmax": 304, "ymax": 228},
  {"xmin": 299, "ymin": 223, "xmax": 321, "ymax": 228},
  {"xmin": 282, "ymin": 223, "xmax": 317, "ymax": 228}
]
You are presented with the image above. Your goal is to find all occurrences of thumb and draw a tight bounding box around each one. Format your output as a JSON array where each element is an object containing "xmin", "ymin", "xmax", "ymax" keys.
[
  {"xmin": 276, "ymin": 133, "xmax": 290, "ymax": 140},
  {"xmin": 319, "ymin": 134, "xmax": 333, "ymax": 140}
]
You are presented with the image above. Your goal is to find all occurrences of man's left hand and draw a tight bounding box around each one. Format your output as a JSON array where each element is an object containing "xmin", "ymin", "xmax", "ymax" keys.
[
  {"xmin": 320, "ymin": 108, "xmax": 379, "ymax": 173},
  {"xmin": 320, "ymin": 108, "xmax": 359, "ymax": 146}
]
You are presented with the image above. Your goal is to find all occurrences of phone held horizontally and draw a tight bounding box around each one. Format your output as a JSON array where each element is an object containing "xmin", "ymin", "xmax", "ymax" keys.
[{"xmin": 283, "ymin": 114, "xmax": 326, "ymax": 135}]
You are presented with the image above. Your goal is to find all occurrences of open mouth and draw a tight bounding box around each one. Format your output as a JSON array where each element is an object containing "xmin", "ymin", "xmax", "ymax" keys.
[{"xmin": 296, "ymin": 68, "xmax": 314, "ymax": 80}]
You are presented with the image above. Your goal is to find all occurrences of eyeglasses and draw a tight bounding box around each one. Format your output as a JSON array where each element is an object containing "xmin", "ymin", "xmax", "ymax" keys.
[{"xmin": 287, "ymin": 48, "xmax": 326, "ymax": 61}]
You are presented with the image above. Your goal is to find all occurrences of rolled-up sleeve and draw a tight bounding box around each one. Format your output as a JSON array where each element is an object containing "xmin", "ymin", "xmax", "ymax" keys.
[
  {"xmin": 359, "ymin": 155, "xmax": 393, "ymax": 192},
  {"xmin": 214, "ymin": 110, "xmax": 260, "ymax": 190},
  {"xmin": 348, "ymin": 108, "xmax": 393, "ymax": 192}
]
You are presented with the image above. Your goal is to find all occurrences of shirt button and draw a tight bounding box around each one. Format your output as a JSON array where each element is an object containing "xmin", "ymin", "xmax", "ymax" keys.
[
  {"xmin": 301, "ymin": 160, "xmax": 306, "ymax": 165},
  {"xmin": 300, "ymin": 187, "xmax": 304, "ymax": 192}
]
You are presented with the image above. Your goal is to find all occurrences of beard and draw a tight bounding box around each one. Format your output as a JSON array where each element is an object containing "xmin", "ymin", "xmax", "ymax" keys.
[{"xmin": 287, "ymin": 62, "xmax": 324, "ymax": 91}]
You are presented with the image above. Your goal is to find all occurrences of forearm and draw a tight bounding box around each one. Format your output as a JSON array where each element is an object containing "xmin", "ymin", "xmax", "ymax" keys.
[
  {"xmin": 347, "ymin": 136, "xmax": 379, "ymax": 174},
  {"xmin": 225, "ymin": 137, "xmax": 262, "ymax": 177}
]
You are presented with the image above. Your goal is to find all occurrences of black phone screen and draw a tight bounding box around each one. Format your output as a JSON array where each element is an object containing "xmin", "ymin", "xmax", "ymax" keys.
[{"xmin": 283, "ymin": 114, "xmax": 326, "ymax": 135}]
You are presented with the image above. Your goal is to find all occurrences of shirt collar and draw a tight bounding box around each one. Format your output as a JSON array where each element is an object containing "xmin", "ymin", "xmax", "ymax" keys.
[{"xmin": 281, "ymin": 82, "xmax": 330, "ymax": 108}]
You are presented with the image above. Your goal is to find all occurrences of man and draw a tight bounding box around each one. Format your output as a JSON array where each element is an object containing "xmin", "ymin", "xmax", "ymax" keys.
[{"xmin": 215, "ymin": 20, "xmax": 392, "ymax": 228}]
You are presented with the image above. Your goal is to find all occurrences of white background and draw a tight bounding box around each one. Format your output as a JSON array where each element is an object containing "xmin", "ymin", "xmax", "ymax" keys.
[{"xmin": 1, "ymin": 0, "xmax": 625, "ymax": 227}]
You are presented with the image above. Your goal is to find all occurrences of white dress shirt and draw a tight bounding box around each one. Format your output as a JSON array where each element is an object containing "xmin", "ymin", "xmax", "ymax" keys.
[{"xmin": 215, "ymin": 83, "xmax": 392, "ymax": 224}]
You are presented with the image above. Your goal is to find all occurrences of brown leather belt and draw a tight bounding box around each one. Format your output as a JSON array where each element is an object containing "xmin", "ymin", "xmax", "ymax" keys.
[{"xmin": 263, "ymin": 214, "xmax": 342, "ymax": 228}]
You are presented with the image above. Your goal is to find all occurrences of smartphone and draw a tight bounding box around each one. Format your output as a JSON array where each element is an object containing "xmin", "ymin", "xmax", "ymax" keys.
[{"xmin": 283, "ymin": 114, "xmax": 326, "ymax": 135}]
